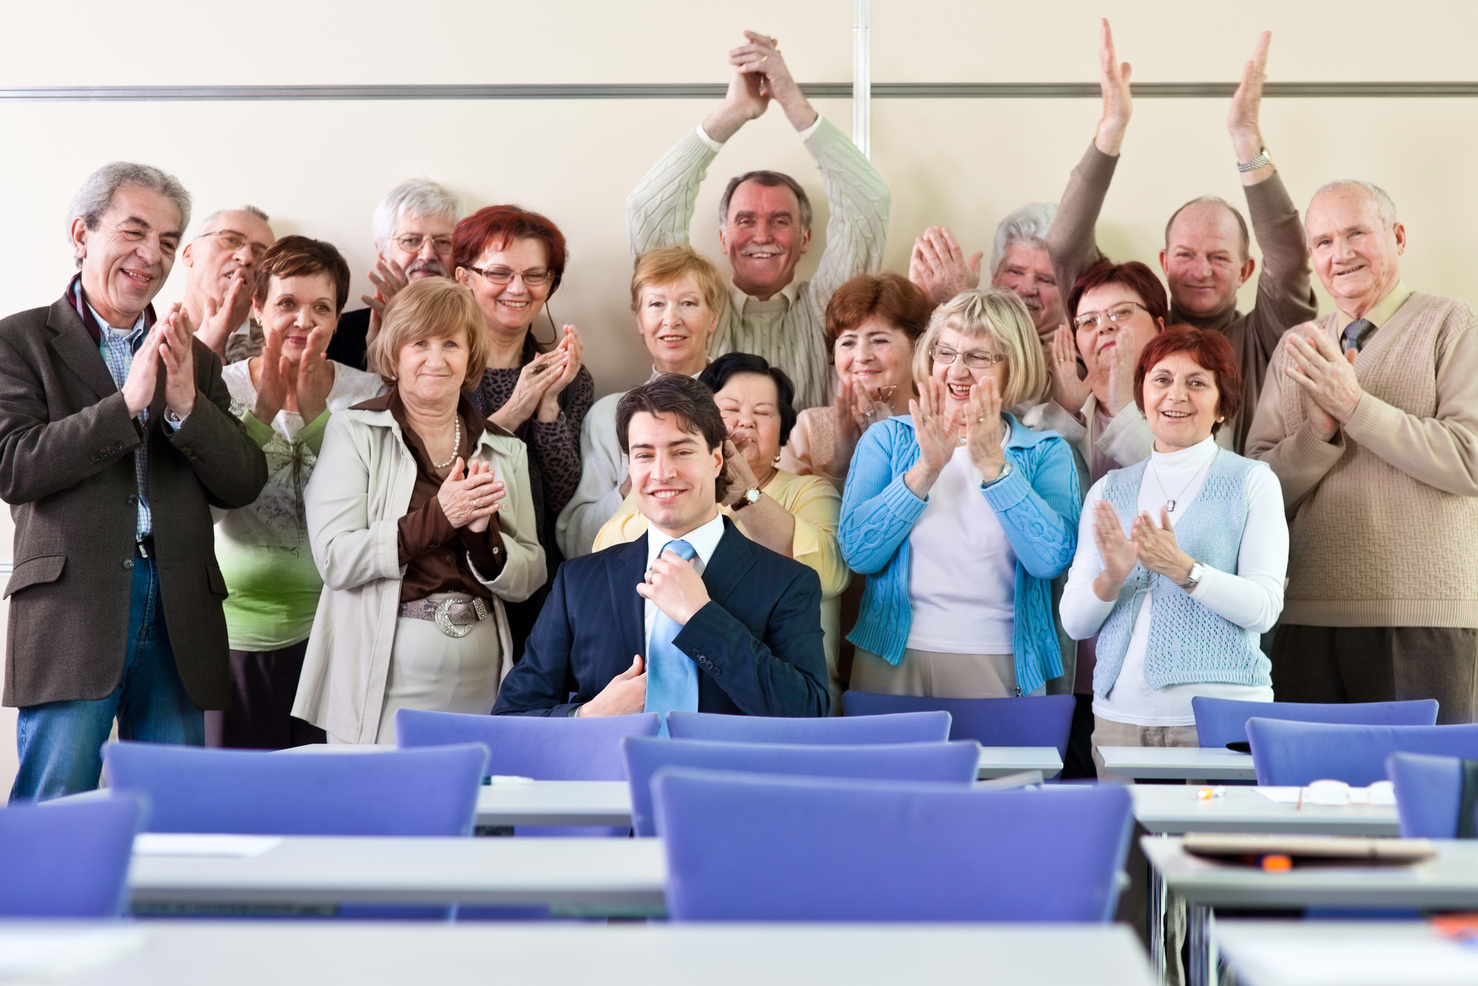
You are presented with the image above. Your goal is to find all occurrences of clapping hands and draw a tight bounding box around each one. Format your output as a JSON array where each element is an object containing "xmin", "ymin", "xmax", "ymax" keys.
[{"xmin": 1091, "ymin": 501, "xmax": 1195, "ymax": 601}]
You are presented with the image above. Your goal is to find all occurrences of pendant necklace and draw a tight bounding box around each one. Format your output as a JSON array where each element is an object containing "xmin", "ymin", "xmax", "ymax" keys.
[{"xmin": 1147, "ymin": 458, "xmax": 1207, "ymax": 513}]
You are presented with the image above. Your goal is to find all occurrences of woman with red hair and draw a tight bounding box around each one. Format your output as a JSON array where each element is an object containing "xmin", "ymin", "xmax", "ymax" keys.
[
  {"xmin": 1059, "ymin": 327, "xmax": 1287, "ymax": 775},
  {"xmin": 453, "ymin": 205, "xmax": 593, "ymax": 657}
]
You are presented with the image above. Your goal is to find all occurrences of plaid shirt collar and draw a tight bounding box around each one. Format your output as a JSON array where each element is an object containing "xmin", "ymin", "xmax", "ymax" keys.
[{"xmin": 66, "ymin": 273, "xmax": 155, "ymax": 345}]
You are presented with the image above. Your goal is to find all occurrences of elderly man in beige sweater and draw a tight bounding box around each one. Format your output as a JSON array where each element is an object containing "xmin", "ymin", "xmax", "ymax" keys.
[
  {"xmin": 626, "ymin": 30, "xmax": 890, "ymax": 411},
  {"xmin": 1246, "ymin": 181, "xmax": 1478, "ymax": 723}
]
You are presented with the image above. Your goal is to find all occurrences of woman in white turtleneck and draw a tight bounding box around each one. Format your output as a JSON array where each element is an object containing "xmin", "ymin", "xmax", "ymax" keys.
[{"xmin": 1059, "ymin": 327, "xmax": 1288, "ymax": 777}]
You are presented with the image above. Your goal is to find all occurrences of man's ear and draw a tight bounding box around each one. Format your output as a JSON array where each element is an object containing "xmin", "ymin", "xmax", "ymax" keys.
[
  {"xmin": 799, "ymin": 227, "xmax": 813, "ymax": 255},
  {"xmin": 69, "ymin": 217, "xmax": 89, "ymax": 264},
  {"xmin": 181, "ymin": 240, "xmax": 195, "ymax": 268},
  {"xmin": 1239, "ymin": 256, "xmax": 1256, "ymax": 287}
]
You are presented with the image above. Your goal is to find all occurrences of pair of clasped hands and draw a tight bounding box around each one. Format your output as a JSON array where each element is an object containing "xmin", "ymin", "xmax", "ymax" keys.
[{"xmin": 1091, "ymin": 502, "xmax": 1196, "ymax": 601}]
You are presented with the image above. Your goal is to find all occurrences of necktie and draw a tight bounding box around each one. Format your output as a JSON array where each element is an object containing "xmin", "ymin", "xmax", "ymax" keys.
[
  {"xmin": 1341, "ymin": 318, "xmax": 1375, "ymax": 354},
  {"xmin": 643, "ymin": 539, "xmax": 700, "ymax": 735}
]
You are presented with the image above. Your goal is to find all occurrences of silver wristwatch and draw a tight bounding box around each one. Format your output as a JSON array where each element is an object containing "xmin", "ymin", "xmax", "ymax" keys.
[
  {"xmin": 1237, "ymin": 148, "xmax": 1272, "ymax": 173},
  {"xmin": 1180, "ymin": 561, "xmax": 1206, "ymax": 591}
]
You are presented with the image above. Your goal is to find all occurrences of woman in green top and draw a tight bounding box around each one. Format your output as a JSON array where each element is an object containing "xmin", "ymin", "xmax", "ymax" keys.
[{"xmin": 205, "ymin": 236, "xmax": 385, "ymax": 748}]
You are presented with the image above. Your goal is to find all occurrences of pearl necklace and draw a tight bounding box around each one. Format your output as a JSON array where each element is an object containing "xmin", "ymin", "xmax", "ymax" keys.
[{"xmin": 431, "ymin": 415, "xmax": 462, "ymax": 470}]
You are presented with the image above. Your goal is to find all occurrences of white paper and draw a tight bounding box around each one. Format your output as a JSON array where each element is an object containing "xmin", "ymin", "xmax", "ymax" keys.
[
  {"xmin": 1227, "ymin": 938, "xmax": 1478, "ymax": 986},
  {"xmin": 487, "ymin": 775, "xmax": 535, "ymax": 785},
  {"xmin": 0, "ymin": 927, "xmax": 147, "ymax": 981},
  {"xmin": 1254, "ymin": 782, "xmax": 1397, "ymax": 807},
  {"xmin": 133, "ymin": 833, "xmax": 283, "ymax": 857}
]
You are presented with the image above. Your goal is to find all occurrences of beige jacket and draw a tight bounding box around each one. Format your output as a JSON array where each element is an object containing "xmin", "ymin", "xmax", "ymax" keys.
[{"xmin": 293, "ymin": 405, "xmax": 545, "ymax": 742}]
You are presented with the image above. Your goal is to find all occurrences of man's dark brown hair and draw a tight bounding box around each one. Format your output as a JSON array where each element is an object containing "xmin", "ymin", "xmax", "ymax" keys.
[{"xmin": 616, "ymin": 373, "xmax": 731, "ymax": 503}]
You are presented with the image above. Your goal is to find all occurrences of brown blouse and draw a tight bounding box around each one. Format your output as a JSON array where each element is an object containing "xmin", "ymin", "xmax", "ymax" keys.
[{"xmin": 354, "ymin": 389, "xmax": 505, "ymax": 603}]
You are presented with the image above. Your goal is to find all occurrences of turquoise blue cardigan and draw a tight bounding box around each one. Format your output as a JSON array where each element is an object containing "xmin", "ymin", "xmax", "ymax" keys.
[{"xmin": 839, "ymin": 413, "xmax": 1082, "ymax": 695}]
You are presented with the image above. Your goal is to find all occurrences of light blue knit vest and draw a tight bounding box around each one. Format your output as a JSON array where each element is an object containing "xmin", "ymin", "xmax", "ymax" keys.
[{"xmin": 1093, "ymin": 448, "xmax": 1272, "ymax": 697}]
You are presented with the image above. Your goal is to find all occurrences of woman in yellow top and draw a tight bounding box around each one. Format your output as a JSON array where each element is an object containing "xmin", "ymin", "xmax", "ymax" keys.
[{"xmin": 594, "ymin": 353, "xmax": 850, "ymax": 710}]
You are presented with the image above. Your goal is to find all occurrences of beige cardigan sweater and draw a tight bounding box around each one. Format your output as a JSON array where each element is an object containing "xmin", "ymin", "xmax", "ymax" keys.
[
  {"xmin": 1245, "ymin": 291, "xmax": 1478, "ymax": 627},
  {"xmin": 293, "ymin": 406, "xmax": 546, "ymax": 743}
]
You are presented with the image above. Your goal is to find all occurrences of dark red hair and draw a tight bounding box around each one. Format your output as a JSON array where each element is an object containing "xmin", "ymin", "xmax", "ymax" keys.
[
  {"xmin": 1133, "ymin": 326, "xmax": 1244, "ymax": 433},
  {"xmin": 453, "ymin": 205, "xmax": 569, "ymax": 296},
  {"xmin": 1066, "ymin": 259, "xmax": 1169, "ymax": 328}
]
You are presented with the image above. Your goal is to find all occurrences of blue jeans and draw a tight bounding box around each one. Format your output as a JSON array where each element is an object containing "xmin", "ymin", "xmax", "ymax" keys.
[{"xmin": 10, "ymin": 553, "xmax": 203, "ymax": 803}]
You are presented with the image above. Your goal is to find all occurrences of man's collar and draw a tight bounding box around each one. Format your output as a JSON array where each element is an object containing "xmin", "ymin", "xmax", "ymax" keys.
[
  {"xmin": 728, "ymin": 279, "xmax": 800, "ymax": 314},
  {"xmin": 646, "ymin": 510, "xmax": 726, "ymax": 568},
  {"xmin": 646, "ymin": 361, "xmax": 709, "ymax": 383},
  {"xmin": 1337, "ymin": 280, "xmax": 1412, "ymax": 331},
  {"xmin": 67, "ymin": 274, "xmax": 154, "ymax": 344}
]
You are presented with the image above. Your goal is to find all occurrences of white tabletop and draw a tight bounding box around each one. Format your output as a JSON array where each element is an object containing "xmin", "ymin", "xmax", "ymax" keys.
[
  {"xmin": 1098, "ymin": 746, "xmax": 1256, "ymax": 782},
  {"xmin": 1129, "ymin": 786, "xmax": 1400, "ymax": 836},
  {"xmin": 8, "ymin": 921, "xmax": 1156, "ymax": 986},
  {"xmin": 127, "ymin": 836, "xmax": 666, "ymax": 913},
  {"xmin": 1216, "ymin": 919, "xmax": 1478, "ymax": 986},
  {"xmin": 1141, "ymin": 836, "xmax": 1478, "ymax": 910},
  {"xmin": 476, "ymin": 780, "xmax": 633, "ymax": 827},
  {"xmin": 977, "ymin": 747, "xmax": 1061, "ymax": 779}
]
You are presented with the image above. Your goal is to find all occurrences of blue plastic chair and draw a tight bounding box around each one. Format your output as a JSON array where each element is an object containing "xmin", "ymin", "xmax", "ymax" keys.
[
  {"xmin": 654, "ymin": 768, "xmax": 1133, "ymax": 921},
  {"xmin": 1387, "ymin": 753, "xmax": 1477, "ymax": 838},
  {"xmin": 842, "ymin": 691, "xmax": 1075, "ymax": 757},
  {"xmin": 1192, "ymin": 697, "xmax": 1439, "ymax": 749},
  {"xmin": 0, "ymin": 795, "xmax": 144, "ymax": 918},
  {"xmin": 623, "ymin": 737, "xmax": 981, "ymax": 837},
  {"xmin": 1246, "ymin": 719, "xmax": 1478, "ymax": 787},
  {"xmin": 395, "ymin": 709, "xmax": 659, "ymax": 780},
  {"xmin": 665, "ymin": 710, "xmax": 950, "ymax": 744},
  {"xmin": 104, "ymin": 741, "xmax": 488, "ymax": 835}
]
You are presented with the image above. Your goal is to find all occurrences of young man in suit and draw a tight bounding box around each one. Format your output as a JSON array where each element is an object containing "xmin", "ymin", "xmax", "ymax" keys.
[{"xmin": 493, "ymin": 373, "xmax": 828, "ymax": 722}]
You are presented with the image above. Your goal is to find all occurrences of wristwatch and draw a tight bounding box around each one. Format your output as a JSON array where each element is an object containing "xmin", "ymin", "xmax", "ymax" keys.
[
  {"xmin": 1237, "ymin": 147, "xmax": 1273, "ymax": 173},
  {"xmin": 1180, "ymin": 561, "xmax": 1206, "ymax": 592},
  {"xmin": 731, "ymin": 487, "xmax": 762, "ymax": 512},
  {"xmin": 980, "ymin": 461, "xmax": 1013, "ymax": 490}
]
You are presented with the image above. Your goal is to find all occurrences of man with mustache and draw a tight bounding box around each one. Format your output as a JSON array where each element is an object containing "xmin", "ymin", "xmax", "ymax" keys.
[
  {"xmin": 180, "ymin": 206, "xmax": 275, "ymax": 363},
  {"xmin": 324, "ymin": 178, "xmax": 464, "ymax": 370},
  {"xmin": 628, "ymin": 30, "xmax": 891, "ymax": 410},
  {"xmin": 1046, "ymin": 22, "xmax": 1315, "ymax": 453},
  {"xmin": 0, "ymin": 162, "xmax": 268, "ymax": 801}
]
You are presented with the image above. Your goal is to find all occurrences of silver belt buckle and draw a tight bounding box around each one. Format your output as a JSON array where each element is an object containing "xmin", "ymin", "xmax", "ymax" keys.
[{"xmin": 432, "ymin": 597, "xmax": 490, "ymax": 638}]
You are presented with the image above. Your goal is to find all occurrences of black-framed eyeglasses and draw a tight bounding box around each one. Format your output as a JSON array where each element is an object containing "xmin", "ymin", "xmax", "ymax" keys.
[
  {"xmin": 198, "ymin": 229, "xmax": 269, "ymax": 261},
  {"xmin": 461, "ymin": 264, "xmax": 554, "ymax": 288},
  {"xmin": 930, "ymin": 344, "xmax": 1006, "ymax": 369},
  {"xmin": 1072, "ymin": 301, "xmax": 1149, "ymax": 332},
  {"xmin": 394, "ymin": 233, "xmax": 455, "ymax": 254}
]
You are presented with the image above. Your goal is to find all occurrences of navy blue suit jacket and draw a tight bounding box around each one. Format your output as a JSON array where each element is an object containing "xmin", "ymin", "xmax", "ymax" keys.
[{"xmin": 492, "ymin": 518, "xmax": 829, "ymax": 718}]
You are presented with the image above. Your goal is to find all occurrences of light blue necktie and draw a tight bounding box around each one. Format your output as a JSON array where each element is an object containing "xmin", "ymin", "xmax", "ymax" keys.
[{"xmin": 644, "ymin": 538, "xmax": 700, "ymax": 736}]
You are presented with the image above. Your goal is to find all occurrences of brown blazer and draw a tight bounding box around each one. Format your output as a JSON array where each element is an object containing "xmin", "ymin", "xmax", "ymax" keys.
[{"xmin": 0, "ymin": 296, "xmax": 268, "ymax": 709}]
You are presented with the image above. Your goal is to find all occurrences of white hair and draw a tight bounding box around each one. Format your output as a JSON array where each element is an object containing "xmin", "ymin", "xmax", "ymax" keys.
[
  {"xmin": 1311, "ymin": 180, "xmax": 1399, "ymax": 229},
  {"xmin": 371, "ymin": 179, "xmax": 463, "ymax": 253},
  {"xmin": 194, "ymin": 205, "xmax": 270, "ymax": 239},
  {"xmin": 68, "ymin": 162, "xmax": 191, "ymax": 266},
  {"xmin": 989, "ymin": 202, "xmax": 1057, "ymax": 278}
]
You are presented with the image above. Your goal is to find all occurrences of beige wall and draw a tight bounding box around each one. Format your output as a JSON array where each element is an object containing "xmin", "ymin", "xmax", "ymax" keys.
[{"xmin": 2, "ymin": 0, "xmax": 1476, "ymax": 792}]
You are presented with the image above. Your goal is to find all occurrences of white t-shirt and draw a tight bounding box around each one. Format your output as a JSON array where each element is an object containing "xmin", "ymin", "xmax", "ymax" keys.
[
  {"xmin": 1060, "ymin": 436, "xmax": 1288, "ymax": 726},
  {"xmin": 905, "ymin": 441, "xmax": 1017, "ymax": 654}
]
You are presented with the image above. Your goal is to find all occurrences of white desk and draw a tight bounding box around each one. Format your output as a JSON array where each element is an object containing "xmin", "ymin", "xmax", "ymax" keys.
[
  {"xmin": 15, "ymin": 921, "xmax": 1157, "ymax": 986},
  {"xmin": 1216, "ymin": 920, "xmax": 1478, "ymax": 986},
  {"xmin": 476, "ymin": 780, "xmax": 632, "ymax": 828},
  {"xmin": 978, "ymin": 747, "xmax": 1061, "ymax": 779},
  {"xmin": 1129, "ymin": 786, "xmax": 1400, "ymax": 837},
  {"xmin": 127, "ymin": 836, "xmax": 666, "ymax": 914},
  {"xmin": 1143, "ymin": 837, "xmax": 1478, "ymax": 986},
  {"xmin": 1099, "ymin": 747, "xmax": 1256, "ymax": 782}
]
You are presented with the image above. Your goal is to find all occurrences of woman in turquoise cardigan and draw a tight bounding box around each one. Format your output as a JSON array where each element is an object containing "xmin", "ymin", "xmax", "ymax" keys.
[{"xmin": 839, "ymin": 289, "xmax": 1080, "ymax": 698}]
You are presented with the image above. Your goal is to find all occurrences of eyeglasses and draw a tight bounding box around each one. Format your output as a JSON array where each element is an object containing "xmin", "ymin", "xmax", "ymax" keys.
[
  {"xmin": 930, "ymin": 344, "xmax": 1006, "ymax": 369},
  {"xmin": 394, "ymin": 233, "xmax": 455, "ymax": 254},
  {"xmin": 1072, "ymin": 301, "xmax": 1149, "ymax": 332},
  {"xmin": 462, "ymin": 264, "xmax": 554, "ymax": 288},
  {"xmin": 198, "ymin": 229, "xmax": 270, "ymax": 261}
]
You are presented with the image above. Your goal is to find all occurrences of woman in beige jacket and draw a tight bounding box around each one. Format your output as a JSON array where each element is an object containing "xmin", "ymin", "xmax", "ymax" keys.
[{"xmin": 294, "ymin": 279, "xmax": 545, "ymax": 744}]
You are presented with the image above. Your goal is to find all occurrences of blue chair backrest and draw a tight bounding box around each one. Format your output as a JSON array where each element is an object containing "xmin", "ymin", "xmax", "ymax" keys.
[
  {"xmin": 842, "ymin": 691, "xmax": 1075, "ymax": 757},
  {"xmin": 654, "ymin": 768, "xmax": 1133, "ymax": 921},
  {"xmin": 1192, "ymin": 697, "xmax": 1439, "ymax": 748},
  {"xmin": 1388, "ymin": 753, "xmax": 1475, "ymax": 838},
  {"xmin": 623, "ymin": 737, "xmax": 980, "ymax": 837},
  {"xmin": 666, "ymin": 710, "xmax": 951, "ymax": 744},
  {"xmin": 1247, "ymin": 719, "xmax": 1478, "ymax": 787},
  {"xmin": 104, "ymin": 741, "xmax": 488, "ymax": 835},
  {"xmin": 0, "ymin": 795, "xmax": 144, "ymax": 918},
  {"xmin": 395, "ymin": 709, "xmax": 659, "ymax": 780}
]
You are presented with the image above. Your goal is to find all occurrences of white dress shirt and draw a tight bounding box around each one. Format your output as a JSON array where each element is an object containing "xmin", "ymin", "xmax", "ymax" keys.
[{"xmin": 643, "ymin": 511, "xmax": 727, "ymax": 651}]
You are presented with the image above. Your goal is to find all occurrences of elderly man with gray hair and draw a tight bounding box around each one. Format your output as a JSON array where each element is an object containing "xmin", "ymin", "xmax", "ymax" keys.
[
  {"xmin": 324, "ymin": 177, "xmax": 464, "ymax": 370},
  {"xmin": 627, "ymin": 30, "xmax": 890, "ymax": 410},
  {"xmin": 1246, "ymin": 179, "xmax": 1478, "ymax": 722},
  {"xmin": 0, "ymin": 162, "xmax": 268, "ymax": 801},
  {"xmin": 180, "ymin": 205, "xmax": 275, "ymax": 362},
  {"xmin": 908, "ymin": 203, "xmax": 1063, "ymax": 346}
]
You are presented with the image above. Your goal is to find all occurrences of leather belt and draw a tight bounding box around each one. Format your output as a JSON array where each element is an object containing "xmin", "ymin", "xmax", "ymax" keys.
[
  {"xmin": 135, "ymin": 537, "xmax": 155, "ymax": 558},
  {"xmin": 399, "ymin": 596, "xmax": 491, "ymax": 639}
]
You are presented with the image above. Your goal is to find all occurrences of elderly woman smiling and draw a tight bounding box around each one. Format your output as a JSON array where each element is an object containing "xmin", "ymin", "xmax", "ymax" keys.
[
  {"xmin": 1060, "ymin": 327, "xmax": 1286, "ymax": 773},
  {"xmin": 840, "ymin": 289, "xmax": 1080, "ymax": 698},
  {"xmin": 294, "ymin": 278, "xmax": 545, "ymax": 744}
]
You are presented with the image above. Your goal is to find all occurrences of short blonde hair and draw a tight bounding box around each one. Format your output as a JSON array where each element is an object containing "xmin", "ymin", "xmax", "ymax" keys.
[
  {"xmin": 630, "ymin": 244, "xmax": 727, "ymax": 315},
  {"xmin": 367, "ymin": 277, "xmax": 489, "ymax": 388},
  {"xmin": 912, "ymin": 288, "xmax": 1049, "ymax": 409}
]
